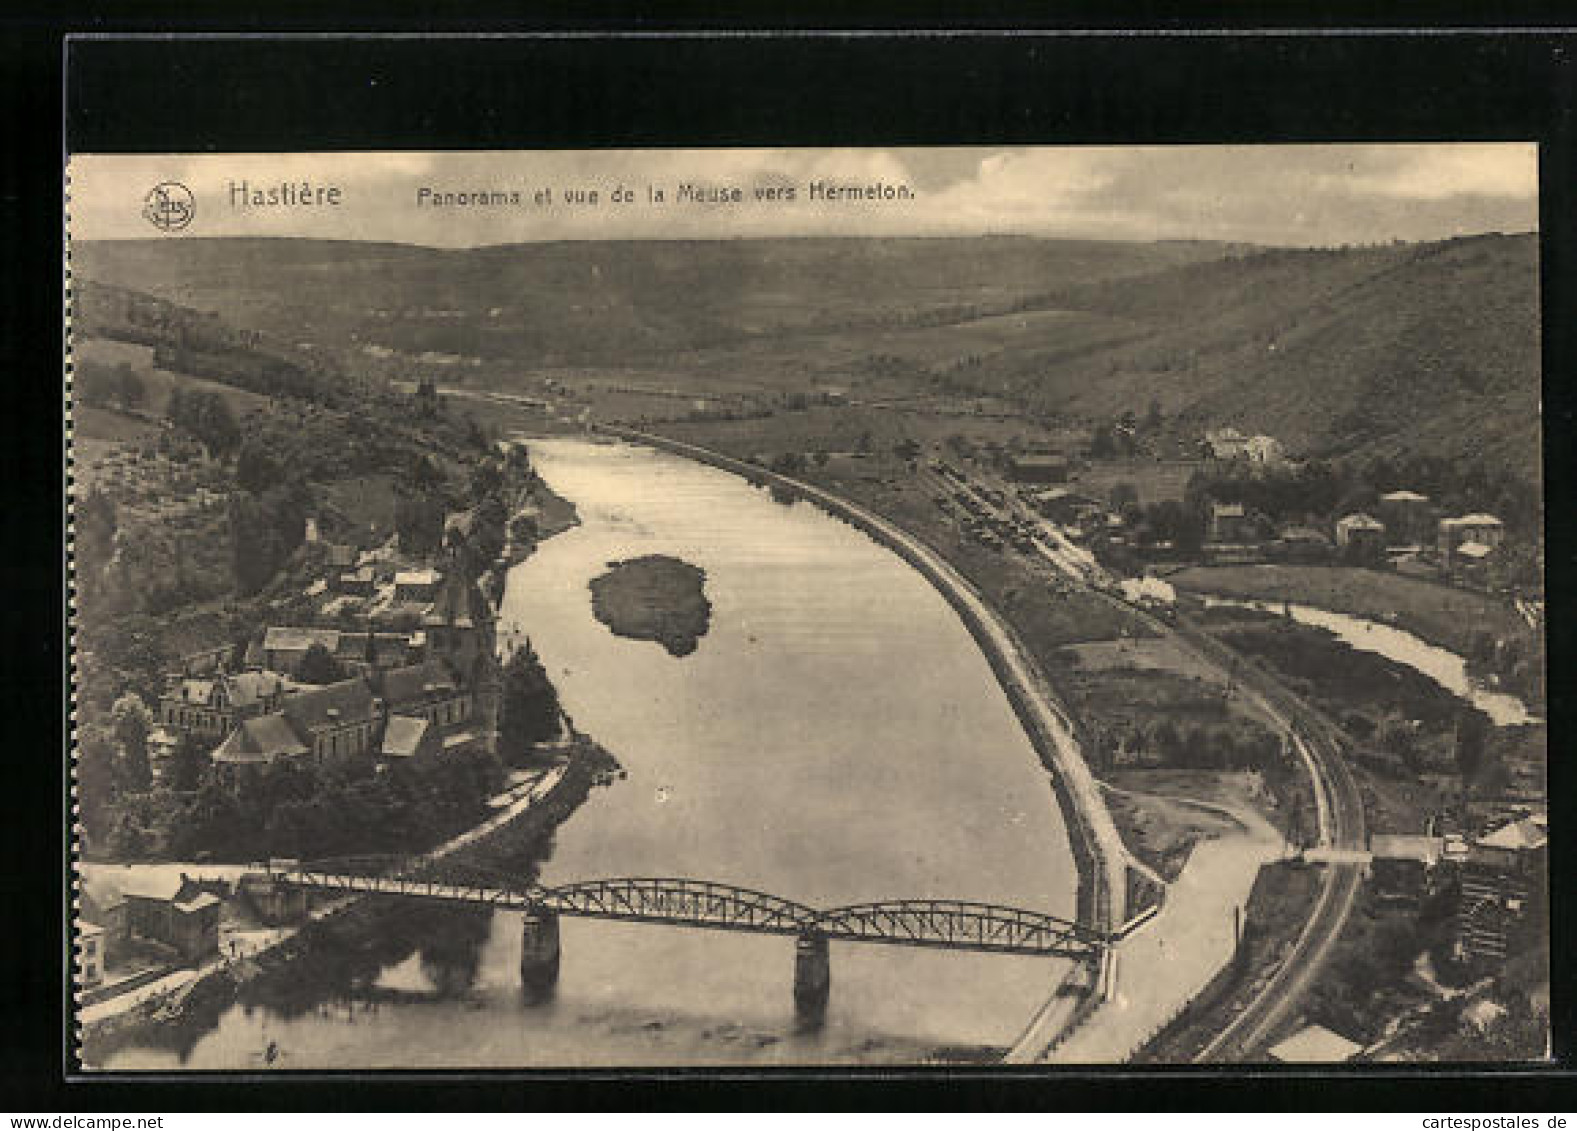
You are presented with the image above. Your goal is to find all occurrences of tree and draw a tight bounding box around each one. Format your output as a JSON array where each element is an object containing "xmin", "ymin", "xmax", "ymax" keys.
[
  {"xmin": 415, "ymin": 379, "xmax": 441, "ymax": 418},
  {"xmin": 395, "ymin": 489, "xmax": 446, "ymax": 557},
  {"xmin": 77, "ymin": 725, "xmax": 121, "ymax": 842},
  {"xmin": 893, "ymin": 438, "xmax": 921, "ymax": 464},
  {"xmin": 165, "ymin": 734, "xmax": 209, "ymax": 793},
  {"xmin": 469, "ymin": 457, "xmax": 504, "ymax": 501},
  {"xmin": 297, "ymin": 641, "xmax": 344, "ymax": 685},
  {"xmin": 235, "ymin": 440, "xmax": 283, "ymax": 494},
  {"xmin": 75, "ymin": 361, "xmax": 116, "ymax": 408},
  {"xmin": 1110, "ymin": 482, "xmax": 1140, "ymax": 512},
  {"xmin": 1144, "ymin": 397, "xmax": 1163, "ymax": 432},
  {"xmin": 111, "ymin": 692, "xmax": 154, "ymax": 792},
  {"xmin": 1454, "ymin": 706, "xmax": 1490, "ymax": 782},
  {"xmin": 499, "ymin": 642, "xmax": 561, "ymax": 756},
  {"xmin": 112, "ymin": 363, "xmax": 146, "ymax": 409},
  {"xmin": 855, "ymin": 430, "xmax": 873, "ymax": 455},
  {"xmin": 1091, "ymin": 424, "xmax": 1117, "ymax": 460}
]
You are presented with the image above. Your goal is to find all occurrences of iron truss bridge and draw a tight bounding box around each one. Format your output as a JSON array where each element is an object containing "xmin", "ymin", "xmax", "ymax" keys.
[{"xmin": 262, "ymin": 856, "xmax": 1110, "ymax": 958}]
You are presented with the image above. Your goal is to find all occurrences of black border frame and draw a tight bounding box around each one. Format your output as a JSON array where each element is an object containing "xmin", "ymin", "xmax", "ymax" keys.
[{"xmin": 6, "ymin": 18, "xmax": 1573, "ymax": 1110}]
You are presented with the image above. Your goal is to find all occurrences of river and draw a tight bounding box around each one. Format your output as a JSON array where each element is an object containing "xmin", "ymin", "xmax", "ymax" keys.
[{"xmin": 103, "ymin": 437, "xmax": 1079, "ymax": 1068}]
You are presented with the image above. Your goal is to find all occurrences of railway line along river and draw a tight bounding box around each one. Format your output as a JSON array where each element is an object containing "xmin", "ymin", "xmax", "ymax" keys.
[{"xmin": 101, "ymin": 437, "xmax": 1080, "ymax": 1067}]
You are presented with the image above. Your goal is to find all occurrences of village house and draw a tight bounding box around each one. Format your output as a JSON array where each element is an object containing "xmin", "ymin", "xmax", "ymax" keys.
[
  {"xmin": 333, "ymin": 628, "xmax": 423, "ymax": 675},
  {"xmin": 211, "ymin": 675, "xmax": 381, "ymax": 782},
  {"xmin": 254, "ymin": 626, "xmax": 343, "ymax": 677},
  {"xmin": 373, "ymin": 656, "xmax": 472, "ymax": 729},
  {"xmin": 1439, "ymin": 513, "xmax": 1505, "ymax": 569},
  {"xmin": 335, "ymin": 566, "xmax": 377, "ymax": 597},
  {"xmin": 1244, "ymin": 434, "xmax": 1284, "ymax": 464},
  {"xmin": 158, "ymin": 669, "xmax": 292, "ymax": 743},
  {"xmin": 1378, "ymin": 489, "xmax": 1434, "ymax": 545},
  {"xmin": 77, "ymin": 922, "xmax": 106, "ymax": 988},
  {"xmin": 1203, "ymin": 427, "xmax": 1251, "ymax": 461},
  {"xmin": 394, "ymin": 568, "xmax": 443, "ymax": 604},
  {"xmin": 1007, "ymin": 453, "xmax": 1070, "ymax": 484},
  {"xmin": 117, "ymin": 872, "xmax": 223, "ymax": 965},
  {"xmin": 325, "ymin": 543, "xmax": 358, "ymax": 571},
  {"xmin": 1273, "ymin": 524, "xmax": 1334, "ymax": 563},
  {"xmin": 1335, "ymin": 512, "xmax": 1387, "ymax": 560},
  {"xmin": 1367, "ymin": 833, "xmax": 1446, "ymax": 907},
  {"xmin": 1208, "ymin": 501, "xmax": 1252, "ymax": 544},
  {"xmin": 249, "ymin": 626, "xmax": 420, "ymax": 678},
  {"xmin": 1455, "ymin": 814, "xmax": 1547, "ymax": 967}
]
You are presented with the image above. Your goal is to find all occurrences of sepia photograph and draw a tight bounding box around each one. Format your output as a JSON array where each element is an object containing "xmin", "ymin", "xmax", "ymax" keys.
[{"xmin": 66, "ymin": 144, "xmax": 1548, "ymax": 1071}]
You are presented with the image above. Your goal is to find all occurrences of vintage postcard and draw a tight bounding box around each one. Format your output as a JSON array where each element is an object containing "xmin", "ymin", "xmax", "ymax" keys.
[{"xmin": 67, "ymin": 146, "xmax": 1548, "ymax": 1069}]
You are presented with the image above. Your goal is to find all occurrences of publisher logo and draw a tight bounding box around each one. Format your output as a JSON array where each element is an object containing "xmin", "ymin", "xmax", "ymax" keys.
[{"xmin": 143, "ymin": 181, "xmax": 195, "ymax": 232}]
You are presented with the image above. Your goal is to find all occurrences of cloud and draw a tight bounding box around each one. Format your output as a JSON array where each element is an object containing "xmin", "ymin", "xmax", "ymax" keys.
[
  {"xmin": 67, "ymin": 144, "xmax": 1538, "ymax": 248},
  {"xmin": 1340, "ymin": 144, "xmax": 1538, "ymax": 201}
]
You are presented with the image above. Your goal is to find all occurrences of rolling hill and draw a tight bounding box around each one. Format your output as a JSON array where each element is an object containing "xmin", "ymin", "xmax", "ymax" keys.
[{"xmin": 72, "ymin": 231, "xmax": 1542, "ymax": 480}]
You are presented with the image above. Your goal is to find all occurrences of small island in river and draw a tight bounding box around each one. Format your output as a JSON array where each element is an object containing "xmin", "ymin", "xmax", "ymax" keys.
[{"xmin": 590, "ymin": 554, "xmax": 712, "ymax": 657}]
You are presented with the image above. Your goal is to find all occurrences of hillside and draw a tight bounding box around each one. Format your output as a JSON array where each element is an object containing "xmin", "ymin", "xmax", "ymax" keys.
[
  {"xmin": 72, "ymin": 236, "xmax": 1237, "ymax": 365},
  {"xmin": 938, "ymin": 233, "xmax": 1542, "ymax": 479},
  {"xmin": 72, "ymin": 232, "xmax": 1542, "ymax": 481}
]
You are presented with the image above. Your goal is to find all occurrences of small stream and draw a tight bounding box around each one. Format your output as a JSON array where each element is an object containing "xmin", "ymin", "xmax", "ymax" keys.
[{"xmin": 1199, "ymin": 596, "xmax": 1537, "ymax": 727}]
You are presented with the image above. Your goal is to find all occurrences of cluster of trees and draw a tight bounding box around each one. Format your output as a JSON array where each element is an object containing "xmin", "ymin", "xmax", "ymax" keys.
[
  {"xmin": 167, "ymin": 747, "xmax": 506, "ymax": 862},
  {"xmin": 152, "ymin": 340, "xmax": 337, "ymax": 406},
  {"xmin": 1217, "ymin": 622, "xmax": 1467, "ymax": 735},
  {"xmin": 499, "ymin": 642, "xmax": 562, "ymax": 758},
  {"xmin": 1182, "ymin": 452, "xmax": 1539, "ymax": 542},
  {"xmin": 168, "ymin": 386, "xmax": 241, "ymax": 457},
  {"xmin": 229, "ymin": 477, "xmax": 311, "ymax": 594},
  {"xmin": 1094, "ymin": 717, "xmax": 1283, "ymax": 774}
]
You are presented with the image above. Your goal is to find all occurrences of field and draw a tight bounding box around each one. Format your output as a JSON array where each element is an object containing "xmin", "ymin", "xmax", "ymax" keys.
[
  {"xmin": 1169, "ymin": 563, "xmax": 1529, "ymax": 656},
  {"xmin": 1100, "ymin": 782, "xmax": 1245, "ymax": 881},
  {"xmin": 74, "ymin": 336, "xmax": 275, "ymax": 421},
  {"xmin": 1074, "ymin": 459, "xmax": 1203, "ymax": 507},
  {"xmin": 318, "ymin": 473, "xmax": 401, "ymax": 544}
]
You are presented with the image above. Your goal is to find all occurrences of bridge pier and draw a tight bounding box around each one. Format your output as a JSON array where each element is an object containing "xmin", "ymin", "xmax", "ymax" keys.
[
  {"xmin": 519, "ymin": 908, "xmax": 560, "ymax": 1002},
  {"xmin": 793, "ymin": 931, "xmax": 830, "ymax": 1024}
]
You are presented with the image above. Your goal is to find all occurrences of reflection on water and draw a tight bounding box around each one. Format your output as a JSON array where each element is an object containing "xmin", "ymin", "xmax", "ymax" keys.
[
  {"xmin": 104, "ymin": 439, "xmax": 1077, "ymax": 1068},
  {"xmin": 1202, "ymin": 596, "xmax": 1537, "ymax": 727}
]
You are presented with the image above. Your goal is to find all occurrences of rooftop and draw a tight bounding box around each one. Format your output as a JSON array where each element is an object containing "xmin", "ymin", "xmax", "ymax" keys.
[
  {"xmin": 1337, "ymin": 512, "xmax": 1385, "ymax": 530},
  {"xmin": 212, "ymin": 714, "xmax": 310, "ymax": 764},
  {"xmin": 380, "ymin": 715, "xmax": 430, "ymax": 758},
  {"xmin": 263, "ymin": 626, "xmax": 341, "ymax": 654},
  {"xmin": 1380, "ymin": 490, "xmax": 1430, "ymax": 503},
  {"xmin": 1477, "ymin": 817, "xmax": 1547, "ymax": 852},
  {"xmin": 282, "ymin": 677, "xmax": 378, "ymax": 734},
  {"xmin": 395, "ymin": 569, "xmax": 442, "ymax": 587},
  {"xmin": 377, "ymin": 657, "xmax": 460, "ymax": 706},
  {"xmin": 1267, "ymin": 1024, "xmax": 1363, "ymax": 1063}
]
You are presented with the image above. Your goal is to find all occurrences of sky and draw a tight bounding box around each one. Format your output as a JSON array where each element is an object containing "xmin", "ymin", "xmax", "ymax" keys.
[{"xmin": 68, "ymin": 144, "xmax": 1538, "ymax": 248}]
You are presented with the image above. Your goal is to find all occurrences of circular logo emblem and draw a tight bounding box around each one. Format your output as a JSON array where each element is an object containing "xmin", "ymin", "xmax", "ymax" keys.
[{"xmin": 143, "ymin": 182, "xmax": 195, "ymax": 232}]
